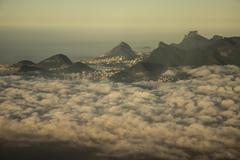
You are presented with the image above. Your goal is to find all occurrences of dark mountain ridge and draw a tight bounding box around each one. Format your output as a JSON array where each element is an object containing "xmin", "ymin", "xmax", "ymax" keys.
[
  {"xmin": 105, "ymin": 42, "xmax": 136, "ymax": 59},
  {"xmin": 14, "ymin": 54, "xmax": 94, "ymax": 75},
  {"xmin": 111, "ymin": 31, "xmax": 240, "ymax": 82},
  {"xmin": 38, "ymin": 54, "xmax": 73, "ymax": 69}
]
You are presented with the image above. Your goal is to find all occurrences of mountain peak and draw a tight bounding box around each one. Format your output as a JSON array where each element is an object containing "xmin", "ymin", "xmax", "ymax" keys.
[
  {"xmin": 106, "ymin": 42, "xmax": 136, "ymax": 59},
  {"xmin": 183, "ymin": 31, "xmax": 208, "ymax": 40},
  {"xmin": 38, "ymin": 53, "xmax": 72, "ymax": 68},
  {"xmin": 14, "ymin": 60, "xmax": 35, "ymax": 67},
  {"xmin": 53, "ymin": 53, "xmax": 66, "ymax": 57},
  {"xmin": 180, "ymin": 31, "xmax": 210, "ymax": 49},
  {"xmin": 119, "ymin": 41, "xmax": 130, "ymax": 47},
  {"xmin": 211, "ymin": 35, "xmax": 224, "ymax": 41},
  {"xmin": 49, "ymin": 53, "xmax": 71, "ymax": 60},
  {"xmin": 158, "ymin": 41, "xmax": 168, "ymax": 48},
  {"xmin": 186, "ymin": 31, "xmax": 199, "ymax": 37}
]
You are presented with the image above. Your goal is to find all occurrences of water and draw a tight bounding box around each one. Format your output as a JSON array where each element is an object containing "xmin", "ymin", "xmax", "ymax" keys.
[{"xmin": 0, "ymin": 28, "xmax": 184, "ymax": 64}]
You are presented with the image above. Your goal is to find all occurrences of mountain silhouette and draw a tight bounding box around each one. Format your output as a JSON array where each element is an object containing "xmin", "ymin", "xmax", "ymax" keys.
[
  {"xmin": 179, "ymin": 31, "xmax": 210, "ymax": 49},
  {"xmin": 111, "ymin": 31, "xmax": 240, "ymax": 82},
  {"xmin": 106, "ymin": 42, "xmax": 136, "ymax": 59},
  {"xmin": 38, "ymin": 54, "xmax": 73, "ymax": 68},
  {"xmin": 18, "ymin": 65, "xmax": 49, "ymax": 74},
  {"xmin": 13, "ymin": 60, "xmax": 35, "ymax": 67},
  {"xmin": 13, "ymin": 54, "xmax": 95, "ymax": 75},
  {"xmin": 63, "ymin": 62, "xmax": 94, "ymax": 73}
]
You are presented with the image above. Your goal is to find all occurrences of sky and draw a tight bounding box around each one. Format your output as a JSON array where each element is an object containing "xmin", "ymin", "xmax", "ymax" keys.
[{"xmin": 0, "ymin": 0, "xmax": 240, "ymax": 63}]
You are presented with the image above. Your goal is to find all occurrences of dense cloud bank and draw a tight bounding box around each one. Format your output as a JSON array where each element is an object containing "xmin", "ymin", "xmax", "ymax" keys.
[{"xmin": 0, "ymin": 65, "xmax": 240, "ymax": 160}]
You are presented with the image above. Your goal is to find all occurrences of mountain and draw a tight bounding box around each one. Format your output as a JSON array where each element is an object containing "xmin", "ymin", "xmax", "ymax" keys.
[
  {"xmin": 211, "ymin": 35, "xmax": 224, "ymax": 41},
  {"xmin": 208, "ymin": 37, "xmax": 240, "ymax": 66},
  {"xmin": 63, "ymin": 62, "xmax": 94, "ymax": 73},
  {"xmin": 105, "ymin": 42, "xmax": 136, "ymax": 59},
  {"xmin": 38, "ymin": 54, "xmax": 72, "ymax": 68},
  {"xmin": 111, "ymin": 31, "xmax": 240, "ymax": 82},
  {"xmin": 178, "ymin": 31, "xmax": 211, "ymax": 49},
  {"xmin": 13, "ymin": 60, "xmax": 35, "ymax": 67},
  {"xmin": 11, "ymin": 60, "xmax": 48, "ymax": 75},
  {"xmin": 18, "ymin": 65, "xmax": 49, "ymax": 74},
  {"xmin": 110, "ymin": 62, "xmax": 164, "ymax": 82},
  {"xmin": 14, "ymin": 54, "xmax": 95, "ymax": 76}
]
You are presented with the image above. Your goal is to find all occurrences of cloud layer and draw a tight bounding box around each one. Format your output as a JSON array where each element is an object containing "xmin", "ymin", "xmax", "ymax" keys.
[{"xmin": 0, "ymin": 65, "xmax": 240, "ymax": 160}]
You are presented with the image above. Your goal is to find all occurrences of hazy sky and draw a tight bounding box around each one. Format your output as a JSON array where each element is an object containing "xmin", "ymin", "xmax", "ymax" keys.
[
  {"xmin": 1, "ymin": 0, "xmax": 240, "ymax": 32},
  {"xmin": 0, "ymin": 0, "xmax": 240, "ymax": 63}
]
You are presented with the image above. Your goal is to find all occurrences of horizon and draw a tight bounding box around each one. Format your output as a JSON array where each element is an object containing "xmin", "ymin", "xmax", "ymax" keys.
[{"xmin": 1, "ymin": 30, "xmax": 239, "ymax": 64}]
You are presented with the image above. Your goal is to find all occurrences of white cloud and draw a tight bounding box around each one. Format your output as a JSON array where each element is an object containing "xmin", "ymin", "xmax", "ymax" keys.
[{"xmin": 0, "ymin": 65, "xmax": 240, "ymax": 159}]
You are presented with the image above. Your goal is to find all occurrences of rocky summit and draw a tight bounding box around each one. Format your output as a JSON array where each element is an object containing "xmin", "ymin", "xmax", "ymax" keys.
[
  {"xmin": 9, "ymin": 54, "xmax": 95, "ymax": 77},
  {"xmin": 179, "ymin": 31, "xmax": 210, "ymax": 49},
  {"xmin": 106, "ymin": 42, "xmax": 136, "ymax": 59},
  {"xmin": 111, "ymin": 31, "xmax": 240, "ymax": 82},
  {"xmin": 38, "ymin": 54, "xmax": 73, "ymax": 69},
  {"xmin": 63, "ymin": 62, "xmax": 94, "ymax": 73}
]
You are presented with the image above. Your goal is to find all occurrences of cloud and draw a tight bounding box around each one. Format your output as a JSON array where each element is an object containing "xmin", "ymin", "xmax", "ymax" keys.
[{"xmin": 0, "ymin": 65, "xmax": 240, "ymax": 159}]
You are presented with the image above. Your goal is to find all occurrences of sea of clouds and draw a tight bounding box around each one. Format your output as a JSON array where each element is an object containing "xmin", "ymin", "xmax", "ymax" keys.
[{"xmin": 0, "ymin": 65, "xmax": 240, "ymax": 160}]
